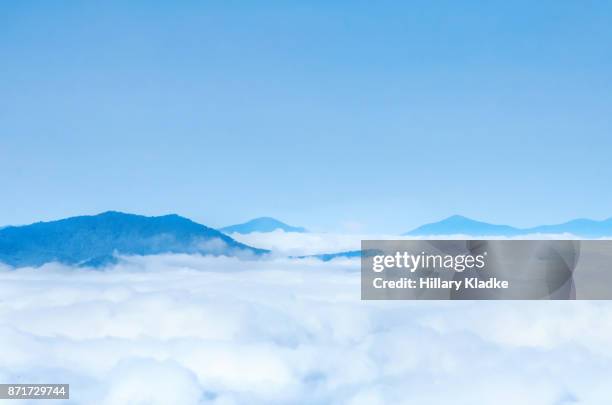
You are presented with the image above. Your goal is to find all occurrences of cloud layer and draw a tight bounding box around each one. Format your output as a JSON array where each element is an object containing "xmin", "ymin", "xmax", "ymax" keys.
[{"xmin": 1, "ymin": 255, "xmax": 612, "ymax": 404}]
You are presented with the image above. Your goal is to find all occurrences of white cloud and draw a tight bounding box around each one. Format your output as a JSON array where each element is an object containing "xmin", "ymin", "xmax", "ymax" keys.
[
  {"xmin": 228, "ymin": 230, "xmax": 607, "ymax": 257},
  {"xmin": 1, "ymin": 255, "xmax": 612, "ymax": 404},
  {"xmin": 227, "ymin": 231, "xmax": 399, "ymax": 256}
]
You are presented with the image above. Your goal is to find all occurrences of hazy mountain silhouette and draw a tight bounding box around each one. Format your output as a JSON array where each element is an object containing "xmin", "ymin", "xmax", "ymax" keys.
[
  {"xmin": 0, "ymin": 211, "xmax": 267, "ymax": 267},
  {"xmin": 221, "ymin": 217, "xmax": 306, "ymax": 234},
  {"xmin": 404, "ymin": 215, "xmax": 612, "ymax": 237},
  {"xmin": 526, "ymin": 218, "xmax": 612, "ymax": 237}
]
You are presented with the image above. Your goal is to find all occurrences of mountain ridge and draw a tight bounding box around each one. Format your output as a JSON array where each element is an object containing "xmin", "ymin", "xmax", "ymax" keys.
[
  {"xmin": 0, "ymin": 211, "xmax": 268, "ymax": 268},
  {"xmin": 405, "ymin": 215, "xmax": 612, "ymax": 237},
  {"xmin": 220, "ymin": 217, "xmax": 306, "ymax": 234}
]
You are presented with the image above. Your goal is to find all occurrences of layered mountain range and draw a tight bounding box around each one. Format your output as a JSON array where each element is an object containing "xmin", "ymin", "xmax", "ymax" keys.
[
  {"xmin": 1, "ymin": 212, "xmax": 611, "ymax": 268},
  {"xmin": 404, "ymin": 215, "xmax": 612, "ymax": 237}
]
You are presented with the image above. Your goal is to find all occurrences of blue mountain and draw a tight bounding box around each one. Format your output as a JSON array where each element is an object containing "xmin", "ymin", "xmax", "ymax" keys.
[
  {"xmin": 404, "ymin": 215, "xmax": 612, "ymax": 237},
  {"xmin": 527, "ymin": 218, "xmax": 612, "ymax": 237},
  {"xmin": 0, "ymin": 211, "xmax": 268, "ymax": 268},
  {"xmin": 405, "ymin": 215, "xmax": 521, "ymax": 236},
  {"xmin": 220, "ymin": 217, "xmax": 306, "ymax": 234}
]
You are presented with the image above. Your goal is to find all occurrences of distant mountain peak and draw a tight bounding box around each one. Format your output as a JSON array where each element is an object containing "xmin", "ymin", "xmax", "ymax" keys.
[
  {"xmin": 405, "ymin": 215, "xmax": 520, "ymax": 236},
  {"xmin": 446, "ymin": 214, "xmax": 469, "ymax": 220},
  {"xmin": 250, "ymin": 217, "xmax": 285, "ymax": 223},
  {"xmin": 405, "ymin": 215, "xmax": 612, "ymax": 237},
  {"xmin": 220, "ymin": 217, "xmax": 307, "ymax": 234},
  {"xmin": 441, "ymin": 215, "xmax": 479, "ymax": 223}
]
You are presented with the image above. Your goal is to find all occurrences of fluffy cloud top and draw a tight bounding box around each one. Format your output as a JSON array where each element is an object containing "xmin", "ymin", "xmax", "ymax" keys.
[
  {"xmin": 229, "ymin": 230, "xmax": 603, "ymax": 257},
  {"xmin": 1, "ymin": 255, "xmax": 611, "ymax": 404}
]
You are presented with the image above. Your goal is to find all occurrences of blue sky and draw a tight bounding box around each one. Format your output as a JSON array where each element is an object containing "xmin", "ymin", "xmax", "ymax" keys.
[{"xmin": 1, "ymin": 1, "xmax": 611, "ymax": 233}]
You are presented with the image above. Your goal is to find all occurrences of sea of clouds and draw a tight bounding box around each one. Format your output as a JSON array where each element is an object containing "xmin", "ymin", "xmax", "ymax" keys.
[
  {"xmin": 229, "ymin": 230, "xmax": 598, "ymax": 257},
  {"xmin": 1, "ymin": 235, "xmax": 612, "ymax": 404}
]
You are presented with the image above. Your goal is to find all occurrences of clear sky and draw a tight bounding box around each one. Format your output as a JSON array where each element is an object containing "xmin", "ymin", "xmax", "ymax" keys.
[{"xmin": 1, "ymin": 1, "xmax": 611, "ymax": 233}]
